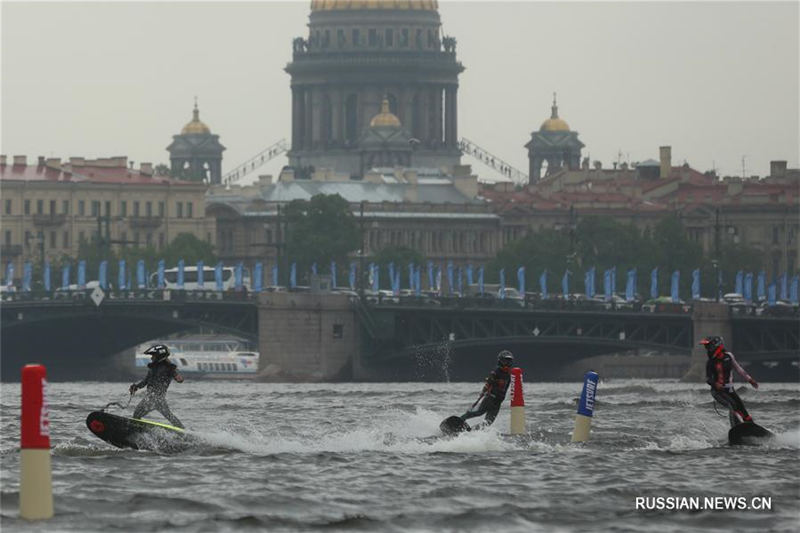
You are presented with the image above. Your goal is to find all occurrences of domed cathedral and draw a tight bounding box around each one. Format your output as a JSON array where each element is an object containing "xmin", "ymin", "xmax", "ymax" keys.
[
  {"xmin": 525, "ymin": 94, "xmax": 584, "ymax": 183},
  {"xmin": 286, "ymin": 0, "xmax": 464, "ymax": 178},
  {"xmin": 167, "ymin": 100, "xmax": 226, "ymax": 184}
]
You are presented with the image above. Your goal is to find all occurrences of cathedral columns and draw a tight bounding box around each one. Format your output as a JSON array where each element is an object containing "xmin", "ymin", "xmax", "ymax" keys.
[{"xmin": 445, "ymin": 86, "xmax": 457, "ymax": 148}]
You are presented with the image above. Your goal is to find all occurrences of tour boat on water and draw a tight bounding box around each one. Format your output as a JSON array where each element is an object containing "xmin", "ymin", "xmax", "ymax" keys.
[{"xmin": 134, "ymin": 336, "xmax": 259, "ymax": 378}]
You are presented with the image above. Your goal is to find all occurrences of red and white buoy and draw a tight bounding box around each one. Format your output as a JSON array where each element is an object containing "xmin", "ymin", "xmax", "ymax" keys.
[
  {"xmin": 20, "ymin": 364, "xmax": 53, "ymax": 520},
  {"xmin": 510, "ymin": 367, "xmax": 525, "ymax": 435}
]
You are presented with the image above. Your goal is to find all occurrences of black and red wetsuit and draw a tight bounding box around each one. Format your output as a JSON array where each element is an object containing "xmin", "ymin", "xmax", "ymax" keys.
[
  {"xmin": 461, "ymin": 366, "xmax": 511, "ymax": 426},
  {"xmin": 131, "ymin": 359, "xmax": 184, "ymax": 428},
  {"xmin": 706, "ymin": 350, "xmax": 754, "ymax": 427}
]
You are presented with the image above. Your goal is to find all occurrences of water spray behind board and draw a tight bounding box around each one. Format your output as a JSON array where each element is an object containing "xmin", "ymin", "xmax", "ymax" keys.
[{"xmin": 571, "ymin": 370, "xmax": 599, "ymax": 443}]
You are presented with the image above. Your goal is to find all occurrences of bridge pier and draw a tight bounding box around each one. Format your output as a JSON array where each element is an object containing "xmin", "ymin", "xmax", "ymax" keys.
[
  {"xmin": 256, "ymin": 292, "xmax": 359, "ymax": 381},
  {"xmin": 684, "ymin": 301, "xmax": 732, "ymax": 382}
]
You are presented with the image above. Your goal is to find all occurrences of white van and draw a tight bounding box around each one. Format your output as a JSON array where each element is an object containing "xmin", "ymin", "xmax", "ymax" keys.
[{"xmin": 151, "ymin": 266, "xmax": 251, "ymax": 291}]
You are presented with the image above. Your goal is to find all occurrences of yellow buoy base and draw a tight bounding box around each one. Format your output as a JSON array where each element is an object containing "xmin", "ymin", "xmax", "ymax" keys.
[
  {"xmin": 20, "ymin": 448, "xmax": 53, "ymax": 520},
  {"xmin": 571, "ymin": 413, "xmax": 593, "ymax": 443}
]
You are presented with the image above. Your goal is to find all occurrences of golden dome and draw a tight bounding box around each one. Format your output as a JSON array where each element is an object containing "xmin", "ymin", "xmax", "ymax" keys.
[
  {"xmin": 311, "ymin": 0, "xmax": 438, "ymax": 11},
  {"xmin": 540, "ymin": 93, "xmax": 570, "ymax": 132},
  {"xmin": 181, "ymin": 102, "xmax": 211, "ymax": 135},
  {"xmin": 370, "ymin": 98, "xmax": 402, "ymax": 127}
]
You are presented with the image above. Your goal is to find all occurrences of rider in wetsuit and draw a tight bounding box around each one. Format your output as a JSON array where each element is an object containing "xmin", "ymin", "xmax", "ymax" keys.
[
  {"xmin": 130, "ymin": 344, "xmax": 185, "ymax": 428},
  {"xmin": 460, "ymin": 350, "xmax": 514, "ymax": 428},
  {"xmin": 701, "ymin": 336, "xmax": 759, "ymax": 428}
]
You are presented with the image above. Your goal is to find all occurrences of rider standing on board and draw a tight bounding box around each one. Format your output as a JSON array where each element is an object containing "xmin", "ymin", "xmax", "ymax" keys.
[
  {"xmin": 460, "ymin": 350, "xmax": 514, "ymax": 428},
  {"xmin": 130, "ymin": 344, "xmax": 185, "ymax": 428},
  {"xmin": 701, "ymin": 336, "xmax": 759, "ymax": 427}
]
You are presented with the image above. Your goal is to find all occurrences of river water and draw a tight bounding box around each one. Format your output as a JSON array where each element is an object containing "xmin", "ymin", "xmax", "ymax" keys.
[{"xmin": 1, "ymin": 379, "xmax": 798, "ymax": 532}]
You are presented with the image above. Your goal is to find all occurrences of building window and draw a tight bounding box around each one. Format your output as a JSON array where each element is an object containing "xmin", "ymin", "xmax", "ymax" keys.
[
  {"xmin": 133, "ymin": 201, "xmax": 140, "ymax": 217},
  {"xmin": 78, "ymin": 200, "xmax": 85, "ymax": 216},
  {"xmin": 134, "ymin": 232, "xmax": 140, "ymax": 247},
  {"xmin": 158, "ymin": 201, "xmax": 165, "ymax": 217},
  {"xmin": 49, "ymin": 200, "xmax": 56, "ymax": 214},
  {"xmin": 121, "ymin": 201, "xmax": 127, "ymax": 217},
  {"xmin": 337, "ymin": 29, "xmax": 345, "ymax": 48},
  {"xmin": 105, "ymin": 201, "xmax": 111, "ymax": 216},
  {"xmin": 345, "ymin": 94, "xmax": 358, "ymax": 144},
  {"xmin": 24, "ymin": 199, "xmax": 30, "ymax": 215},
  {"xmin": 351, "ymin": 28, "xmax": 360, "ymax": 47},
  {"xmin": 187, "ymin": 202, "xmax": 193, "ymax": 218},
  {"xmin": 332, "ymin": 324, "xmax": 344, "ymax": 339},
  {"xmin": 24, "ymin": 231, "xmax": 31, "ymax": 248},
  {"xmin": 176, "ymin": 202, "xmax": 183, "ymax": 218},
  {"xmin": 79, "ymin": 231, "xmax": 85, "ymax": 244},
  {"xmin": 385, "ymin": 28, "xmax": 393, "ymax": 47},
  {"xmin": 368, "ymin": 28, "xmax": 377, "ymax": 47},
  {"xmin": 91, "ymin": 201, "xmax": 100, "ymax": 217},
  {"xmin": 4, "ymin": 230, "xmax": 11, "ymax": 245},
  {"xmin": 37, "ymin": 199, "xmax": 44, "ymax": 214},
  {"xmin": 146, "ymin": 201, "xmax": 152, "ymax": 217},
  {"xmin": 62, "ymin": 200, "xmax": 69, "ymax": 214},
  {"xmin": 146, "ymin": 233, "xmax": 153, "ymax": 247},
  {"xmin": 4, "ymin": 199, "xmax": 11, "ymax": 215},
  {"xmin": 62, "ymin": 231, "xmax": 69, "ymax": 249},
  {"xmin": 400, "ymin": 28, "xmax": 409, "ymax": 47},
  {"xmin": 49, "ymin": 231, "xmax": 56, "ymax": 248}
]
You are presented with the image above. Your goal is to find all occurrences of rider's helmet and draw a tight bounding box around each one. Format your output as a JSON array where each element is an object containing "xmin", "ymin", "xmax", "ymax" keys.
[
  {"xmin": 699, "ymin": 336, "xmax": 724, "ymax": 358},
  {"xmin": 497, "ymin": 350, "xmax": 514, "ymax": 368},
  {"xmin": 144, "ymin": 344, "xmax": 170, "ymax": 362}
]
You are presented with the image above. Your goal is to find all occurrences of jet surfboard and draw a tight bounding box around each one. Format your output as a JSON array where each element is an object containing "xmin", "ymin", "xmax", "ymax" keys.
[
  {"xmin": 86, "ymin": 411, "xmax": 191, "ymax": 452},
  {"xmin": 728, "ymin": 422, "xmax": 774, "ymax": 446},
  {"xmin": 439, "ymin": 415, "xmax": 471, "ymax": 436}
]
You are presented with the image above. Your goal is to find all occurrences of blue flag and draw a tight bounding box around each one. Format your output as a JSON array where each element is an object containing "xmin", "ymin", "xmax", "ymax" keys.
[
  {"xmin": 118, "ymin": 260, "xmax": 126, "ymax": 290},
  {"xmin": 235, "ymin": 262, "xmax": 243, "ymax": 291},
  {"xmin": 625, "ymin": 269, "xmax": 636, "ymax": 302},
  {"xmin": 371, "ymin": 263, "xmax": 379, "ymax": 292},
  {"xmin": 177, "ymin": 259, "xmax": 185, "ymax": 289},
  {"xmin": 388, "ymin": 262, "xmax": 395, "ymax": 287},
  {"xmin": 670, "ymin": 270, "xmax": 680, "ymax": 302},
  {"xmin": 349, "ymin": 262, "xmax": 356, "ymax": 290},
  {"xmin": 330, "ymin": 261, "xmax": 337, "ymax": 289},
  {"xmin": 743, "ymin": 272, "xmax": 753, "ymax": 302},
  {"xmin": 311, "ymin": 262, "xmax": 317, "ymax": 276},
  {"xmin": 5, "ymin": 262, "xmax": 14, "ymax": 289},
  {"xmin": 584, "ymin": 269, "xmax": 592, "ymax": 297},
  {"xmin": 78, "ymin": 260, "xmax": 87, "ymax": 289},
  {"xmin": 499, "ymin": 268, "xmax": 506, "ymax": 299},
  {"xmin": 44, "ymin": 260, "xmax": 51, "ymax": 291},
  {"xmin": 756, "ymin": 271, "xmax": 766, "ymax": 301},
  {"xmin": 517, "ymin": 266, "xmax": 525, "ymax": 296},
  {"xmin": 790, "ymin": 275, "xmax": 799, "ymax": 305},
  {"xmin": 458, "ymin": 266, "xmax": 463, "ymax": 295},
  {"xmin": 271, "ymin": 264, "xmax": 278, "ymax": 287},
  {"xmin": 415, "ymin": 265, "xmax": 422, "ymax": 296},
  {"xmin": 604, "ymin": 269, "xmax": 612, "ymax": 301},
  {"xmin": 540, "ymin": 270, "xmax": 548, "ymax": 300},
  {"xmin": 215, "ymin": 262, "xmax": 223, "ymax": 290},
  {"xmin": 436, "ymin": 265, "xmax": 442, "ymax": 294},
  {"xmin": 478, "ymin": 266, "xmax": 485, "ymax": 295},
  {"xmin": 392, "ymin": 269, "xmax": 400, "ymax": 295},
  {"xmin": 691, "ymin": 268, "xmax": 700, "ymax": 300},
  {"xmin": 466, "ymin": 264, "xmax": 474, "ymax": 286},
  {"xmin": 408, "ymin": 263, "xmax": 415, "ymax": 292},
  {"xmin": 61, "ymin": 263, "xmax": 70, "ymax": 290},
  {"xmin": 427, "ymin": 261, "xmax": 434, "ymax": 291},
  {"xmin": 779, "ymin": 272, "xmax": 788, "ymax": 301},
  {"xmin": 254, "ymin": 262, "xmax": 263, "ymax": 292},
  {"xmin": 767, "ymin": 281, "xmax": 777, "ymax": 306},
  {"xmin": 610, "ymin": 266, "xmax": 617, "ymax": 296},
  {"xmin": 650, "ymin": 267, "xmax": 658, "ymax": 299},
  {"xmin": 563, "ymin": 270, "xmax": 572, "ymax": 298},
  {"xmin": 197, "ymin": 260, "xmax": 204, "ymax": 289},
  {"xmin": 447, "ymin": 262, "xmax": 454, "ymax": 295},
  {"xmin": 290, "ymin": 262, "xmax": 297, "ymax": 288},
  {"xmin": 735, "ymin": 271, "xmax": 743, "ymax": 295},
  {"xmin": 23, "ymin": 261, "xmax": 32, "ymax": 292},
  {"xmin": 157, "ymin": 260, "xmax": 165, "ymax": 289},
  {"xmin": 137, "ymin": 260, "xmax": 146, "ymax": 289},
  {"xmin": 99, "ymin": 260, "xmax": 108, "ymax": 290}
]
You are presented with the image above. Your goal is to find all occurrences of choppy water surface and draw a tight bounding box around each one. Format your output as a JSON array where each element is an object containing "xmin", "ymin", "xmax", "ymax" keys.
[{"xmin": 1, "ymin": 380, "xmax": 799, "ymax": 532}]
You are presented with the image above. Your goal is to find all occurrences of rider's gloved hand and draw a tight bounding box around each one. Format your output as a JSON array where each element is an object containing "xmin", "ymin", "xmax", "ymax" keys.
[
  {"xmin": 129, "ymin": 384, "xmax": 138, "ymax": 395},
  {"xmin": 749, "ymin": 379, "xmax": 759, "ymax": 389}
]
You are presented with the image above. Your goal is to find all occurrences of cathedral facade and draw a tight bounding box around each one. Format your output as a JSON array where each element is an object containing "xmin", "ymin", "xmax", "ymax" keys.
[{"xmin": 286, "ymin": 0, "xmax": 463, "ymax": 177}]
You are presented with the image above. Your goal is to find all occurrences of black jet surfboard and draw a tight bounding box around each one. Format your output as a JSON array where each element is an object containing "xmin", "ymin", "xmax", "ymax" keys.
[
  {"xmin": 439, "ymin": 416, "xmax": 471, "ymax": 436},
  {"xmin": 728, "ymin": 422, "xmax": 774, "ymax": 446},
  {"xmin": 86, "ymin": 411, "xmax": 191, "ymax": 452}
]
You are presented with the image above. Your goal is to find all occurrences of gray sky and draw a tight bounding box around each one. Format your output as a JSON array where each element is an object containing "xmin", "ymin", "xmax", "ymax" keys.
[{"xmin": 2, "ymin": 1, "xmax": 798, "ymax": 182}]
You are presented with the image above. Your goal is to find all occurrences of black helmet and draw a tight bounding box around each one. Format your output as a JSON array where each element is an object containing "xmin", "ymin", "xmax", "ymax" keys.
[
  {"xmin": 699, "ymin": 336, "xmax": 724, "ymax": 357},
  {"xmin": 144, "ymin": 344, "xmax": 170, "ymax": 361},
  {"xmin": 497, "ymin": 350, "xmax": 514, "ymax": 367}
]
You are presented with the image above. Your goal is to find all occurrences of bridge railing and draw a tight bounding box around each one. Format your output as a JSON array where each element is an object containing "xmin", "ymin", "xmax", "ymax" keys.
[{"xmin": 1, "ymin": 288, "xmax": 257, "ymax": 304}]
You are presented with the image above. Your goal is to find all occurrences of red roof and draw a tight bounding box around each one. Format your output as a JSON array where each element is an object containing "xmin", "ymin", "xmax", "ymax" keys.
[{"xmin": 0, "ymin": 159, "xmax": 197, "ymax": 186}]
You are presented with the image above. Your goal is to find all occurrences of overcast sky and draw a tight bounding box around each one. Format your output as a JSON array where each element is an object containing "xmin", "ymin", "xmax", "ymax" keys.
[{"xmin": 2, "ymin": 1, "xmax": 798, "ymax": 183}]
